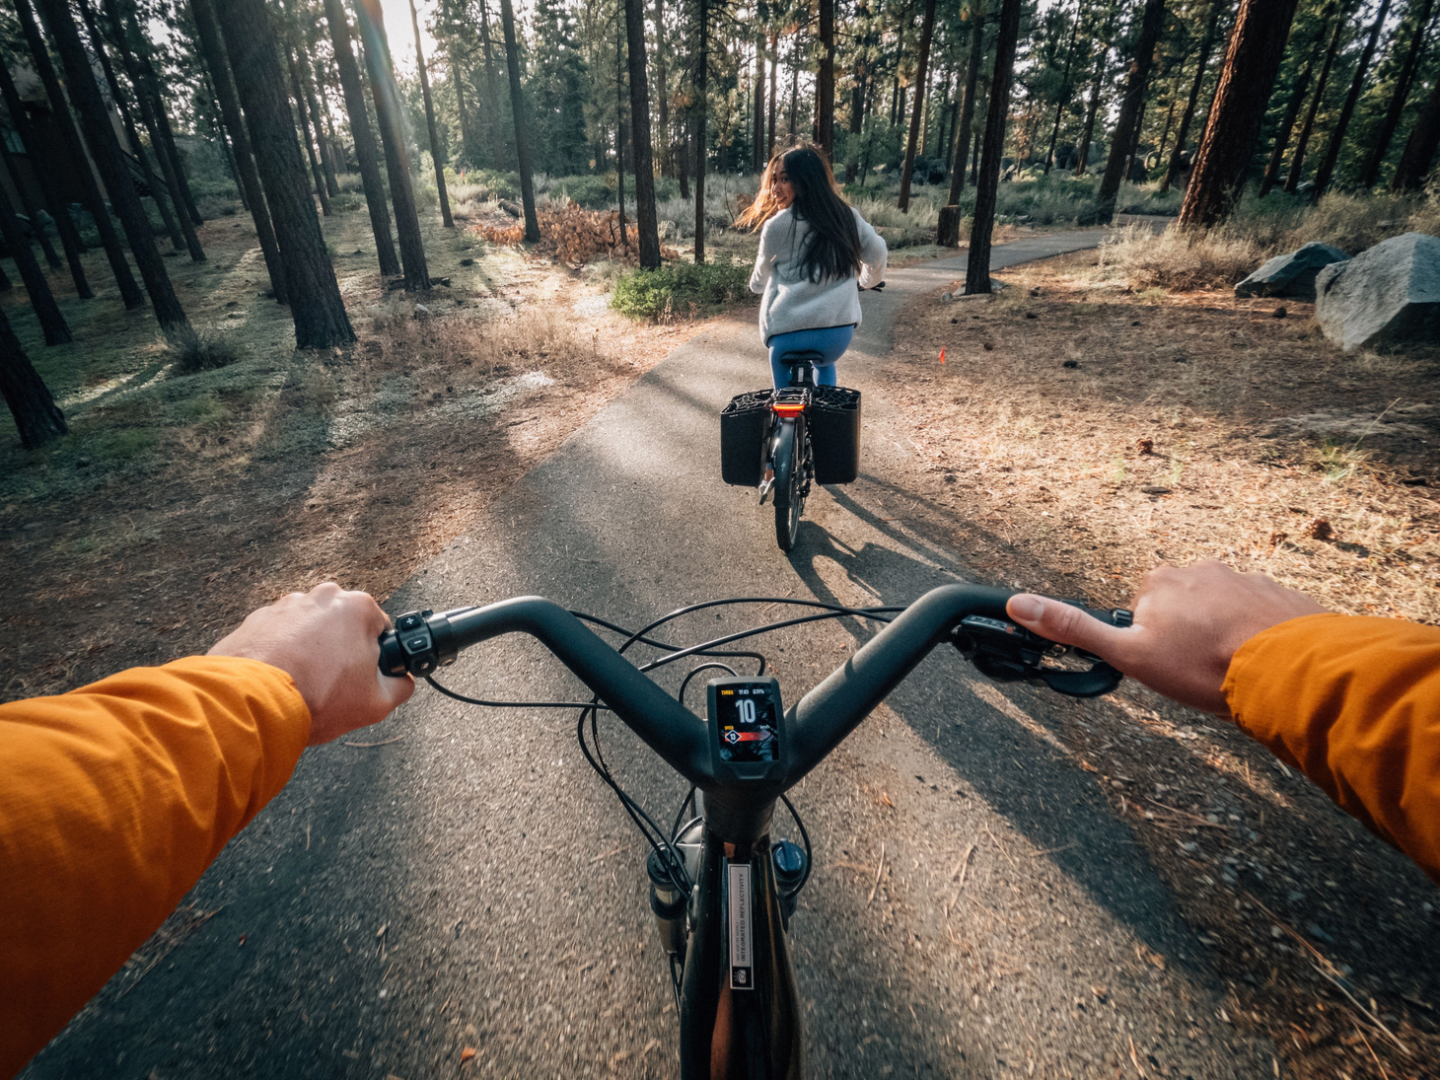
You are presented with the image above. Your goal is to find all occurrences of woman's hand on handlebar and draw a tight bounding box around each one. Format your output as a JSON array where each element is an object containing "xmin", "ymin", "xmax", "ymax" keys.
[
  {"xmin": 209, "ymin": 583, "xmax": 414, "ymax": 745},
  {"xmin": 1005, "ymin": 562, "xmax": 1327, "ymax": 717}
]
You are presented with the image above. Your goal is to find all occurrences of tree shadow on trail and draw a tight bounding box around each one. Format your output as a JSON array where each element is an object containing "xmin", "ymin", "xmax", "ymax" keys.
[{"xmin": 782, "ymin": 513, "xmax": 1209, "ymax": 974}]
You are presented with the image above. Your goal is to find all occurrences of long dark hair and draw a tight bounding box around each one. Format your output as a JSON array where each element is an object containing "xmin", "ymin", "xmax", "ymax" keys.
[{"xmin": 783, "ymin": 146, "xmax": 862, "ymax": 283}]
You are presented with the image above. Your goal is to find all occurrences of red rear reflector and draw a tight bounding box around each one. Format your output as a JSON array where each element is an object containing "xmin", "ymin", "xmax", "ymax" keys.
[{"xmin": 772, "ymin": 403, "xmax": 805, "ymax": 416}]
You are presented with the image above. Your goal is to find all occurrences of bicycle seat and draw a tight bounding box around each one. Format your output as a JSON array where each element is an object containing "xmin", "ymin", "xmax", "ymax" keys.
[{"xmin": 777, "ymin": 350, "xmax": 826, "ymax": 366}]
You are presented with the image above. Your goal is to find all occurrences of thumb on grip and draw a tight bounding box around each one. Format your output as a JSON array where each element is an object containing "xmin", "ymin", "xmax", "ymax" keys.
[{"xmin": 1007, "ymin": 594, "xmax": 1125, "ymax": 656}]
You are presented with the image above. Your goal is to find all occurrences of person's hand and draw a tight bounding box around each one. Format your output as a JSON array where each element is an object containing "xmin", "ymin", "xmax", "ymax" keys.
[
  {"xmin": 209, "ymin": 583, "xmax": 414, "ymax": 745},
  {"xmin": 1005, "ymin": 561, "xmax": 1329, "ymax": 716}
]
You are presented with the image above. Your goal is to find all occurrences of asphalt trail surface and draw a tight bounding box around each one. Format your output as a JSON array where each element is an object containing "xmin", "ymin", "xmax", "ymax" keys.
[{"xmin": 28, "ymin": 232, "xmax": 1276, "ymax": 1079}]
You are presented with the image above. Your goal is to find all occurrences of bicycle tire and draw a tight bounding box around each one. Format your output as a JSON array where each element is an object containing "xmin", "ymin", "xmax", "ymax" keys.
[{"xmin": 773, "ymin": 422, "xmax": 804, "ymax": 552}]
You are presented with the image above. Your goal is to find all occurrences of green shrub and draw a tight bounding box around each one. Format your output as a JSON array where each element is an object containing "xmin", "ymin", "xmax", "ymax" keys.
[
  {"xmin": 166, "ymin": 326, "xmax": 240, "ymax": 373},
  {"xmin": 610, "ymin": 261, "xmax": 752, "ymax": 320}
]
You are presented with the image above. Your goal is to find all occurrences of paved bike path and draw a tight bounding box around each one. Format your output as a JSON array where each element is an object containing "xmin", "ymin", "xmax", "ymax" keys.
[{"xmin": 27, "ymin": 229, "xmax": 1274, "ymax": 1079}]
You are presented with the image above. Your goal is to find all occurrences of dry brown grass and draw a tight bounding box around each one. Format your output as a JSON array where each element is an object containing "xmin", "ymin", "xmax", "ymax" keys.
[{"xmin": 896, "ymin": 250, "xmax": 1440, "ymax": 622}]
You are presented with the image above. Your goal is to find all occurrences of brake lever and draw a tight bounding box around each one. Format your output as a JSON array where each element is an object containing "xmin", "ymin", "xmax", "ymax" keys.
[{"xmin": 951, "ymin": 605, "xmax": 1132, "ymax": 699}]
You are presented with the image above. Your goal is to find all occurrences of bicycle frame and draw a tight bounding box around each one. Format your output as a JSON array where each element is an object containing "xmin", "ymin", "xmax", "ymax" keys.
[{"xmin": 378, "ymin": 586, "xmax": 1127, "ymax": 1079}]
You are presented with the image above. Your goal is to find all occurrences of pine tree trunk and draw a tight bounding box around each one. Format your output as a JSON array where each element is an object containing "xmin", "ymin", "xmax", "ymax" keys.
[
  {"xmin": 948, "ymin": 7, "xmax": 986, "ymax": 201},
  {"xmin": 498, "ymin": 0, "xmax": 540, "ymax": 241},
  {"xmin": 451, "ymin": 44, "xmax": 480, "ymax": 166},
  {"xmin": 816, "ymin": 0, "xmax": 835, "ymax": 160},
  {"xmin": 191, "ymin": 0, "xmax": 288, "ymax": 302},
  {"xmin": 898, "ymin": 0, "xmax": 937, "ymax": 211},
  {"xmin": 117, "ymin": 0, "xmax": 204, "ymax": 228},
  {"xmin": 478, "ymin": 0, "xmax": 507, "ymax": 167},
  {"xmin": 0, "ymin": 39, "xmax": 91, "ymax": 296},
  {"xmin": 0, "ymin": 305, "xmax": 66, "ymax": 449},
  {"xmin": 409, "ymin": 0, "xmax": 454, "ymax": 227},
  {"xmin": 1360, "ymin": 0, "xmax": 1436, "ymax": 188},
  {"xmin": 1097, "ymin": 0, "xmax": 1167, "ymax": 220},
  {"xmin": 299, "ymin": 37, "xmax": 342, "ymax": 198},
  {"xmin": 965, "ymin": 0, "xmax": 1022, "ymax": 293},
  {"xmin": 356, "ymin": 0, "xmax": 432, "ymax": 287},
  {"xmin": 0, "ymin": 180, "xmax": 70, "ymax": 344},
  {"xmin": 15, "ymin": 0, "xmax": 142, "ymax": 308},
  {"xmin": 753, "ymin": 30, "xmax": 765, "ymax": 169},
  {"xmin": 1045, "ymin": 4, "xmax": 1083, "ymax": 175},
  {"xmin": 287, "ymin": 44, "xmax": 334, "ymax": 215},
  {"xmin": 36, "ymin": 0, "xmax": 188, "ymax": 330},
  {"xmin": 1162, "ymin": 0, "xmax": 1225, "ymax": 192},
  {"xmin": 767, "ymin": 32, "xmax": 778, "ymax": 159},
  {"xmin": 0, "ymin": 124, "xmax": 60, "ymax": 270},
  {"xmin": 319, "ymin": 0, "xmax": 399, "ymax": 277},
  {"xmin": 1074, "ymin": 43, "xmax": 1107, "ymax": 176},
  {"xmin": 1259, "ymin": 29, "xmax": 1321, "ymax": 197},
  {"xmin": 625, "ymin": 0, "xmax": 661, "ymax": 268},
  {"xmin": 1286, "ymin": 8, "xmax": 1344, "ymax": 193},
  {"xmin": 615, "ymin": 26, "xmax": 629, "ymax": 249},
  {"xmin": 1313, "ymin": 0, "xmax": 1393, "ymax": 195},
  {"xmin": 1392, "ymin": 61, "xmax": 1440, "ymax": 189},
  {"xmin": 654, "ymin": 0, "xmax": 672, "ymax": 176},
  {"xmin": 216, "ymin": 0, "xmax": 354, "ymax": 347},
  {"xmin": 80, "ymin": 0, "xmax": 184, "ymax": 254},
  {"xmin": 692, "ymin": 0, "xmax": 708, "ymax": 261},
  {"xmin": 98, "ymin": 0, "xmax": 206, "ymax": 260},
  {"xmin": 1179, "ymin": 0, "xmax": 1304, "ymax": 228}
]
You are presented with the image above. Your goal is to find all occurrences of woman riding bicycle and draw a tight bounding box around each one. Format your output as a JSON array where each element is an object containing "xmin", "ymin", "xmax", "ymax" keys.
[{"xmin": 739, "ymin": 144, "xmax": 887, "ymax": 389}]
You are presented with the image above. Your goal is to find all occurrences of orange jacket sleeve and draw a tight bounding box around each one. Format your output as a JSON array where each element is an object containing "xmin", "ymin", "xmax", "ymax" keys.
[
  {"xmin": 1222, "ymin": 612, "xmax": 1440, "ymax": 886},
  {"xmin": 0, "ymin": 656, "xmax": 310, "ymax": 1077}
]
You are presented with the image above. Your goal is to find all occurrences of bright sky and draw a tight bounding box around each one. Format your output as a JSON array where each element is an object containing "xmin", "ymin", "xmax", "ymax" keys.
[{"xmin": 379, "ymin": 0, "xmax": 441, "ymax": 79}]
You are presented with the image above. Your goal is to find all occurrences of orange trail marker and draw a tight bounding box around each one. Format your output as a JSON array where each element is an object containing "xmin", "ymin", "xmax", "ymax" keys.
[{"xmin": 938, "ymin": 347, "xmax": 946, "ymax": 364}]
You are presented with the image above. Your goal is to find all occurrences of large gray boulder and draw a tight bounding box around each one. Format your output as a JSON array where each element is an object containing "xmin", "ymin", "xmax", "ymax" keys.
[
  {"xmin": 1234, "ymin": 241, "xmax": 1349, "ymax": 300},
  {"xmin": 1314, "ymin": 232, "xmax": 1440, "ymax": 351}
]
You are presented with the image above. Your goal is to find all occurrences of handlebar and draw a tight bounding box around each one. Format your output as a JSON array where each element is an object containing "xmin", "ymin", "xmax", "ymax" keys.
[{"xmin": 379, "ymin": 586, "xmax": 1130, "ymax": 797}]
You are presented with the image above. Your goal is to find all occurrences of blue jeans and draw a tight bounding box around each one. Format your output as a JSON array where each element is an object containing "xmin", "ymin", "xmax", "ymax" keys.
[{"xmin": 768, "ymin": 325, "xmax": 855, "ymax": 389}]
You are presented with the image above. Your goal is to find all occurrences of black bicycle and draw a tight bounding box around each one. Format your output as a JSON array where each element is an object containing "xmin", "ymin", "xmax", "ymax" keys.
[{"xmin": 379, "ymin": 584, "xmax": 1130, "ymax": 1079}]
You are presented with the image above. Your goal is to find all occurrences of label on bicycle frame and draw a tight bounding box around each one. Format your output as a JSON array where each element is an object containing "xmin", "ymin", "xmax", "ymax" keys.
[{"xmin": 727, "ymin": 861, "xmax": 753, "ymax": 990}]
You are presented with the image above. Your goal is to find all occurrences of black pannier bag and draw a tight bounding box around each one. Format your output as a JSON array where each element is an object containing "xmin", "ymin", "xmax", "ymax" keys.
[
  {"xmin": 809, "ymin": 386, "xmax": 861, "ymax": 485},
  {"xmin": 720, "ymin": 389, "xmax": 773, "ymax": 486}
]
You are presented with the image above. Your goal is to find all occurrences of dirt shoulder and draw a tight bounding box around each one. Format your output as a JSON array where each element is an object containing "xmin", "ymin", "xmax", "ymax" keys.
[
  {"xmin": 873, "ymin": 249, "xmax": 1440, "ymax": 1080},
  {"xmin": 0, "ymin": 209, "xmax": 706, "ymax": 701}
]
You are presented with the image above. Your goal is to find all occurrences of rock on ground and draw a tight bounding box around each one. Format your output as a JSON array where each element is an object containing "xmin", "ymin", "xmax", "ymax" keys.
[
  {"xmin": 1233, "ymin": 241, "xmax": 1349, "ymax": 300},
  {"xmin": 1314, "ymin": 231, "xmax": 1440, "ymax": 351}
]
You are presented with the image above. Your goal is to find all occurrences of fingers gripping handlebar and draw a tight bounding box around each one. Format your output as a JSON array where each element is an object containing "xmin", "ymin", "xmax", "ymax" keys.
[{"xmin": 377, "ymin": 587, "xmax": 1131, "ymax": 793}]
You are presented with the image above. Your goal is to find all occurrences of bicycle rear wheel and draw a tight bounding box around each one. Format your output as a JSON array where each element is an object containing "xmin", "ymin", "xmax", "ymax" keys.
[{"xmin": 772, "ymin": 419, "xmax": 805, "ymax": 552}]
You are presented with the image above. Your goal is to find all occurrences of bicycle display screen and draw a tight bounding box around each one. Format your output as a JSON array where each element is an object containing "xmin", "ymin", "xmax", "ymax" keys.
[{"xmin": 712, "ymin": 681, "xmax": 781, "ymax": 764}]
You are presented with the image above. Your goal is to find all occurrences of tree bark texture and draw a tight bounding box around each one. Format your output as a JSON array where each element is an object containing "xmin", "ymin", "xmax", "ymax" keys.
[
  {"xmin": 965, "ymin": 0, "xmax": 1022, "ymax": 293},
  {"xmin": 625, "ymin": 0, "xmax": 662, "ymax": 268},
  {"xmin": 1162, "ymin": 0, "xmax": 1225, "ymax": 191},
  {"xmin": 1097, "ymin": 0, "xmax": 1167, "ymax": 219},
  {"xmin": 0, "ymin": 305, "xmax": 66, "ymax": 449},
  {"xmin": 816, "ymin": 0, "xmax": 835, "ymax": 160},
  {"xmin": 1392, "ymin": 57, "xmax": 1440, "ymax": 188},
  {"xmin": 320, "ymin": 0, "xmax": 399, "ymax": 277},
  {"xmin": 899, "ymin": 0, "xmax": 938, "ymax": 211},
  {"xmin": 753, "ymin": 29, "xmax": 765, "ymax": 170},
  {"xmin": 35, "ymin": 0, "xmax": 188, "ymax": 330},
  {"xmin": 14, "ymin": 0, "xmax": 142, "ymax": 308},
  {"xmin": 1360, "ymin": 0, "xmax": 1437, "ymax": 188},
  {"xmin": 1179, "ymin": 0, "xmax": 1304, "ymax": 228},
  {"xmin": 1313, "ymin": 0, "xmax": 1393, "ymax": 195},
  {"xmin": 216, "ymin": 0, "xmax": 354, "ymax": 347},
  {"xmin": 654, "ymin": 0, "xmax": 672, "ymax": 175},
  {"xmin": 409, "ymin": 0, "xmax": 454, "ymax": 226},
  {"xmin": 767, "ymin": 32, "xmax": 778, "ymax": 159},
  {"xmin": 947, "ymin": 5, "xmax": 986, "ymax": 201},
  {"xmin": 0, "ymin": 179, "xmax": 69, "ymax": 344},
  {"xmin": 355, "ymin": 0, "xmax": 432, "ymax": 287},
  {"xmin": 1286, "ymin": 7, "xmax": 1345, "ymax": 193},
  {"xmin": 190, "ymin": 0, "xmax": 287, "ymax": 302},
  {"xmin": 497, "ymin": 0, "xmax": 539, "ymax": 240}
]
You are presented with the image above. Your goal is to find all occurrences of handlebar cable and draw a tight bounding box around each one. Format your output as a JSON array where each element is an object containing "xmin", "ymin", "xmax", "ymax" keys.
[
  {"xmin": 677, "ymin": 662, "xmax": 741, "ymax": 711},
  {"xmin": 779, "ymin": 793, "xmax": 813, "ymax": 896}
]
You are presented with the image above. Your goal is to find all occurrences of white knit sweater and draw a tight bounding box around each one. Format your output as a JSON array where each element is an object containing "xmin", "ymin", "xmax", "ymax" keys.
[{"xmin": 748, "ymin": 206, "xmax": 888, "ymax": 344}]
